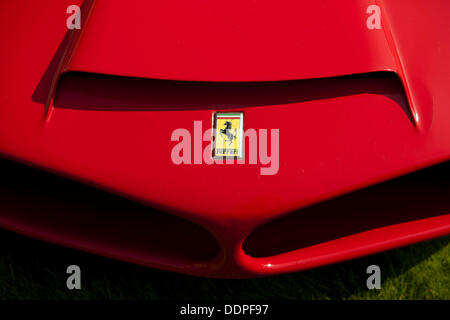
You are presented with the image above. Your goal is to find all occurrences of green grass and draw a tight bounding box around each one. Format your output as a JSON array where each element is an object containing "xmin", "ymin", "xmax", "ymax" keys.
[{"xmin": 0, "ymin": 230, "xmax": 448, "ymax": 300}]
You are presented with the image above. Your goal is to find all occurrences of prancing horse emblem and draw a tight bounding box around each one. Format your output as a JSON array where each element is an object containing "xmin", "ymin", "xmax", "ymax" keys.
[
  {"xmin": 219, "ymin": 121, "xmax": 237, "ymax": 146},
  {"xmin": 213, "ymin": 112, "xmax": 243, "ymax": 159}
]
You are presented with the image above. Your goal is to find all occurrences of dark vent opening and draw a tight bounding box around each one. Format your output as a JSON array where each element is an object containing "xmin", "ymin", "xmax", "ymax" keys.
[
  {"xmin": 0, "ymin": 158, "xmax": 220, "ymax": 264},
  {"xmin": 53, "ymin": 71, "xmax": 413, "ymax": 122},
  {"xmin": 243, "ymin": 161, "xmax": 450, "ymax": 258}
]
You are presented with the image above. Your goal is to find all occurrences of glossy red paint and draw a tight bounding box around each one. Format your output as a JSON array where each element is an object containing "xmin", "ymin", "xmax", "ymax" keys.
[{"xmin": 0, "ymin": 0, "xmax": 449, "ymax": 277}]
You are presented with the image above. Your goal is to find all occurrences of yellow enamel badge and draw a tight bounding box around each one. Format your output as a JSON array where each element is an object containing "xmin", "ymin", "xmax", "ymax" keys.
[{"xmin": 213, "ymin": 112, "xmax": 244, "ymax": 159}]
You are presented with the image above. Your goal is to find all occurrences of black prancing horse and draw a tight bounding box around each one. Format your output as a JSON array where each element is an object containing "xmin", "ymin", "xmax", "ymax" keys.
[{"xmin": 220, "ymin": 121, "xmax": 237, "ymax": 146}]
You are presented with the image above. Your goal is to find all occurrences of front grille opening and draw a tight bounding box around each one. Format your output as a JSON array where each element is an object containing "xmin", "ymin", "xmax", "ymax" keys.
[
  {"xmin": 243, "ymin": 161, "xmax": 450, "ymax": 258},
  {"xmin": 0, "ymin": 158, "xmax": 220, "ymax": 264},
  {"xmin": 53, "ymin": 71, "xmax": 412, "ymax": 122}
]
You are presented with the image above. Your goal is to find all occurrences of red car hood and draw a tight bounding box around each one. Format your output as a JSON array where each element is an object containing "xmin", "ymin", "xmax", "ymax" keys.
[
  {"xmin": 0, "ymin": 0, "xmax": 449, "ymax": 277},
  {"xmin": 66, "ymin": 0, "xmax": 396, "ymax": 81}
]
